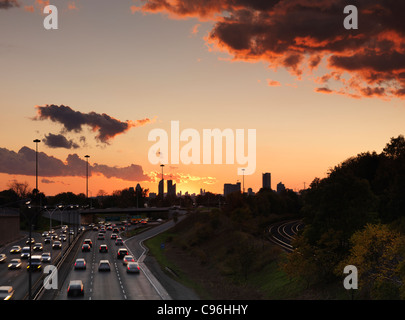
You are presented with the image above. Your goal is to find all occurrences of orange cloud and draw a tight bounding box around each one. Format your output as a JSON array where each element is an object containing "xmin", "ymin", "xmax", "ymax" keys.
[
  {"xmin": 267, "ymin": 79, "xmax": 281, "ymax": 87},
  {"xmin": 133, "ymin": 0, "xmax": 405, "ymax": 100}
]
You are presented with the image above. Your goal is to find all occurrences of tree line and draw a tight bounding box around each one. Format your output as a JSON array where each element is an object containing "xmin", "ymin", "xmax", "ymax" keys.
[{"xmin": 284, "ymin": 135, "xmax": 405, "ymax": 299}]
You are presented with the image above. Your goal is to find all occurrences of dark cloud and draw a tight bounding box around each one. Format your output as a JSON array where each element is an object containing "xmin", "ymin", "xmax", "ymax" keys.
[
  {"xmin": 0, "ymin": 0, "xmax": 19, "ymax": 9},
  {"xmin": 43, "ymin": 133, "xmax": 79, "ymax": 149},
  {"xmin": 92, "ymin": 163, "xmax": 149, "ymax": 181},
  {"xmin": 133, "ymin": 0, "xmax": 405, "ymax": 100},
  {"xmin": 33, "ymin": 105, "xmax": 153, "ymax": 144},
  {"xmin": 0, "ymin": 146, "xmax": 151, "ymax": 182}
]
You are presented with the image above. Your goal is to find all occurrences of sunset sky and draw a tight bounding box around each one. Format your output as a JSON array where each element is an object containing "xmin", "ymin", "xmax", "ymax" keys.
[{"xmin": 1, "ymin": 0, "xmax": 404, "ymax": 197}]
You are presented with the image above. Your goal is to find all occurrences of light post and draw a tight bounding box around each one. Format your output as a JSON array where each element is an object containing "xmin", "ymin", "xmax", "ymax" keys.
[
  {"xmin": 33, "ymin": 139, "xmax": 41, "ymax": 194},
  {"xmin": 242, "ymin": 168, "xmax": 245, "ymax": 195},
  {"xmin": 85, "ymin": 155, "xmax": 90, "ymax": 205}
]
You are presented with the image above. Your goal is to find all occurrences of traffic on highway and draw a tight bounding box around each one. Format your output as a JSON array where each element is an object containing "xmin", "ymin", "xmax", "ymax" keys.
[
  {"xmin": 0, "ymin": 220, "xmax": 163, "ymax": 300},
  {"xmin": 54, "ymin": 223, "xmax": 161, "ymax": 300},
  {"xmin": 0, "ymin": 225, "xmax": 76, "ymax": 300}
]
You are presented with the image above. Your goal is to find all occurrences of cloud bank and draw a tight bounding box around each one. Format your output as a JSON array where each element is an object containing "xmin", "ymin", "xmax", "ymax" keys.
[
  {"xmin": 0, "ymin": 146, "xmax": 150, "ymax": 182},
  {"xmin": 33, "ymin": 104, "xmax": 154, "ymax": 145},
  {"xmin": 132, "ymin": 0, "xmax": 405, "ymax": 100}
]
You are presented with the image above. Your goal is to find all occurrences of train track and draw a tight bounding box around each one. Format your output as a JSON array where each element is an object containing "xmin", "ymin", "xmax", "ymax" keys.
[{"xmin": 267, "ymin": 220, "xmax": 304, "ymax": 252}]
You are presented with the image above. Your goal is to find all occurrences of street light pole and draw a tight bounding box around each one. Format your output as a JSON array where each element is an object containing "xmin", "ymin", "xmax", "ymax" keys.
[
  {"xmin": 33, "ymin": 139, "xmax": 41, "ymax": 194},
  {"xmin": 85, "ymin": 155, "xmax": 90, "ymax": 203},
  {"xmin": 242, "ymin": 168, "xmax": 245, "ymax": 195}
]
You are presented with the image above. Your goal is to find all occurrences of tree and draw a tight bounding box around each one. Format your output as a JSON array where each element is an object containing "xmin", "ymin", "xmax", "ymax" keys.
[
  {"xmin": 7, "ymin": 180, "xmax": 30, "ymax": 198},
  {"xmin": 383, "ymin": 135, "xmax": 405, "ymax": 159},
  {"xmin": 337, "ymin": 224, "xmax": 405, "ymax": 299}
]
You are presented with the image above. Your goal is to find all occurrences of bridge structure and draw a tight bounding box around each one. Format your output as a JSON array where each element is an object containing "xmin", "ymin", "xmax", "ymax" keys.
[
  {"xmin": 41, "ymin": 206, "xmax": 173, "ymax": 229},
  {"xmin": 78, "ymin": 207, "xmax": 172, "ymax": 224}
]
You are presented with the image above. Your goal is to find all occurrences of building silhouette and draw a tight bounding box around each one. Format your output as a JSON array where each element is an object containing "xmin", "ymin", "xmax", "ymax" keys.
[
  {"xmin": 167, "ymin": 180, "xmax": 176, "ymax": 196},
  {"xmin": 224, "ymin": 182, "xmax": 241, "ymax": 196},
  {"xmin": 158, "ymin": 179, "xmax": 164, "ymax": 197},
  {"xmin": 277, "ymin": 182, "xmax": 286, "ymax": 193},
  {"xmin": 262, "ymin": 172, "xmax": 271, "ymax": 190}
]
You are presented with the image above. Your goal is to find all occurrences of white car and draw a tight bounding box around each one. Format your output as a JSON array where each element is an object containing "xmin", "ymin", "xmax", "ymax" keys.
[
  {"xmin": 0, "ymin": 286, "xmax": 14, "ymax": 300},
  {"xmin": 98, "ymin": 260, "xmax": 111, "ymax": 272},
  {"xmin": 41, "ymin": 252, "xmax": 51, "ymax": 263}
]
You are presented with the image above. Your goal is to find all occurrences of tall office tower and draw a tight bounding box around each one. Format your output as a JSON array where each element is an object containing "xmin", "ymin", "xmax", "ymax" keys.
[
  {"xmin": 167, "ymin": 180, "xmax": 176, "ymax": 196},
  {"xmin": 158, "ymin": 179, "xmax": 164, "ymax": 197},
  {"xmin": 262, "ymin": 173, "xmax": 271, "ymax": 190}
]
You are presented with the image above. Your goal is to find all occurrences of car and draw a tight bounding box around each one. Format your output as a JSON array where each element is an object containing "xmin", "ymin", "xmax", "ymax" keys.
[
  {"xmin": 117, "ymin": 248, "xmax": 128, "ymax": 259},
  {"xmin": 21, "ymin": 246, "xmax": 31, "ymax": 259},
  {"xmin": 33, "ymin": 243, "xmax": 43, "ymax": 251},
  {"xmin": 9, "ymin": 246, "xmax": 21, "ymax": 254},
  {"xmin": 51, "ymin": 234, "xmax": 59, "ymax": 240},
  {"xmin": 27, "ymin": 255, "xmax": 42, "ymax": 271},
  {"xmin": 74, "ymin": 258, "xmax": 86, "ymax": 270},
  {"xmin": 26, "ymin": 238, "xmax": 35, "ymax": 245},
  {"xmin": 112, "ymin": 228, "xmax": 119, "ymax": 234},
  {"xmin": 98, "ymin": 260, "xmax": 111, "ymax": 272},
  {"xmin": 110, "ymin": 233, "xmax": 117, "ymax": 240},
  {"xmin": 52, "ymin": 241, "xmax": 62, "ymax": 249},
  {"xmin": 42, "ymin": 231, "xmax": 49, "ymax": 237},
  {"xmin": 99, "ymin": 244, "xmax": 108, "ymax": 253},
  {"xmin": 126, "ymin": 262, "xmax": 140, "ymax": 274},
  {"xmin": 44, "ymin": 237, "xmax": 51, "ymax": 244},
  {"xmin": 122, "ymin": 255, "xmax": 135, "ymax": 265},
  {"xmin": 0, "ymin": 286, "xmax": 14, "ymax": 300},
  {"xmin": 97, "ymin": 233, "xmax": 105, "ymax": 240},
  {"xmin": 67, "ymin": 280, "xmax": 84, "ymax": 297},
  {"xmin": 115, "ymin": 238, "xmax": 123, "ymax": 246},
  {"xmin": 0, "ymin": 253, "xmax": 6, "ymax": 263},
  {"xmin": 60, "ymin": 235, "xmax": 67, "ymax": 242},
  {"xmin": 8, "ymin": 259, "xmax": 21, "ymax": 269},
  {"xmin": 83, "ymin": 239, "xmax": 93, "ymax": 247},
  {"xmin": 81, "ymin": 244, "xmax": 91, "ymax": 252},
  {"xmin": 41, "ymin": 252, "xmax": 51, "ymax": 263}
]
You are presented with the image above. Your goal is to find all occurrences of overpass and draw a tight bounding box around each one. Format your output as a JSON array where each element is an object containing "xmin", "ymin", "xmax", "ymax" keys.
[{"xmin": 78, "ymin": 207, "xmax": 173, "ymax": 224}]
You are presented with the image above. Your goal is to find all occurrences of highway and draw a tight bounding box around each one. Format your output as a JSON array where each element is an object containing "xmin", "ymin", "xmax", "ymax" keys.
[
  {"xmin": 0, "ymin": 229, "xmax": 73, "ymax": 300},
  {"xmin": 54, "ymin": 224, "xmax": 164, "ymax": 300}
]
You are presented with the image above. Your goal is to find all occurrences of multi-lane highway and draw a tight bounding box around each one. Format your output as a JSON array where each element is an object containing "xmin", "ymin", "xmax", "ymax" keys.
[
  {"xmin": 0, "ymin": 228, "xmax": 73, "ymax": 300},
  {"xmin": 54, "ymin": 225, "xmax": 163, "ymax": 300}
]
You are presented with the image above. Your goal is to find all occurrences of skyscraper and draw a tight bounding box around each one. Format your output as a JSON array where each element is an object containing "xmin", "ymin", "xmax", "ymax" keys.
[
  {"xmin": 262, "ymin": 173, "xmax": 271, "ymax": 190},
  {"xmin": 158, "ymin": 179, "xmax": 164, "ymax": 197},
  {"xmin": 167, "ymin": 180, "xmax": 176, "ymax": 196}
]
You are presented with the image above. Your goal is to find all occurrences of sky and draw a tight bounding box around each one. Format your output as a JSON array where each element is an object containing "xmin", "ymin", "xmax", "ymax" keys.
[{"xmin": 0, "ymin": 0, "xmax": 404, "ymax": 197}]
